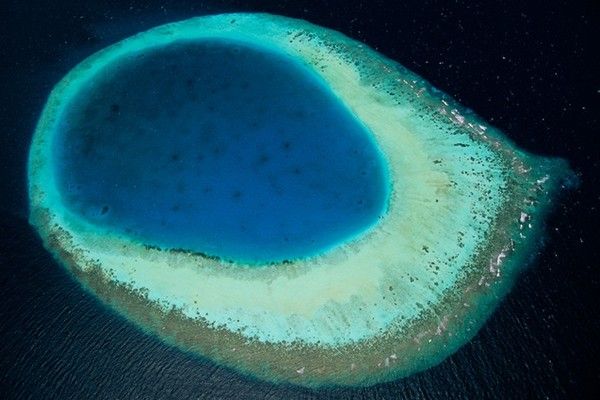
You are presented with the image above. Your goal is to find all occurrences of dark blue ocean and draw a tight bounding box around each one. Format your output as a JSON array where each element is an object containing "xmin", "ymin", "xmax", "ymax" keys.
[{"xmin": 1, "ymin": 0, "xmax": 598, "ymax": 398}]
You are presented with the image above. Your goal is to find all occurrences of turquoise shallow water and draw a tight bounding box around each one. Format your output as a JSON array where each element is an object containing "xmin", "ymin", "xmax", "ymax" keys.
[{"xmin": 53, "ymin": 39, "xmax": 389, "ymax": 264}]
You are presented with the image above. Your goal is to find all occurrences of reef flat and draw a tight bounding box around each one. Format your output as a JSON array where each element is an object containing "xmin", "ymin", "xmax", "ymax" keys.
[{"xmin": 28, "ymin": 13, "xmax": 572, "ymax": 387}]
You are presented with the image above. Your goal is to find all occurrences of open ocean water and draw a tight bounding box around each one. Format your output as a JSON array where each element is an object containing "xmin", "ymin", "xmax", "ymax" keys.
[{"xmin": 1, "ymin": 1, "xmax": 598, "ymax": 399}]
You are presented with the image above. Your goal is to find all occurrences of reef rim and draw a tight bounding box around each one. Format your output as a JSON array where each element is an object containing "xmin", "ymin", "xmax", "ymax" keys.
[{"xmin": 28, "ymin": 13, "xmax": 573, "ymax": 387}]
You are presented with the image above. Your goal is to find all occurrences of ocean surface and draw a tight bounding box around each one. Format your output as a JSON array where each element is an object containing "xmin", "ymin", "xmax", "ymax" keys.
[{"xmin": 1, "ymin": 1, "xmax": 598, "ymax": 399}]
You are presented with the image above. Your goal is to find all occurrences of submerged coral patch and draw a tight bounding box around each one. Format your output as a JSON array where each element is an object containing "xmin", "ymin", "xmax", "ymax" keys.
[{"xmin": 29, "ymin": 13, "xmax": 572, "ymax": 387}]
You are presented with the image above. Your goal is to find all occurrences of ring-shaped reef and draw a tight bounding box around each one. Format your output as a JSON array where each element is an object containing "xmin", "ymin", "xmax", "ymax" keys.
[{"xmin": 28, "ymin": 13, "xmax": 573, "ymax": 387}]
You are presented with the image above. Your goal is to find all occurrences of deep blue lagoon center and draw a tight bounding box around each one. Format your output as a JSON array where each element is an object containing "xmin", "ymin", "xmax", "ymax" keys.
[
  {"xmin": 54, "ymin": 39, "xmax": 389, "ymax": 264},
  {"xmin": 28, "ymin": 13, "xmax": 572, "ymax": 387}
]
